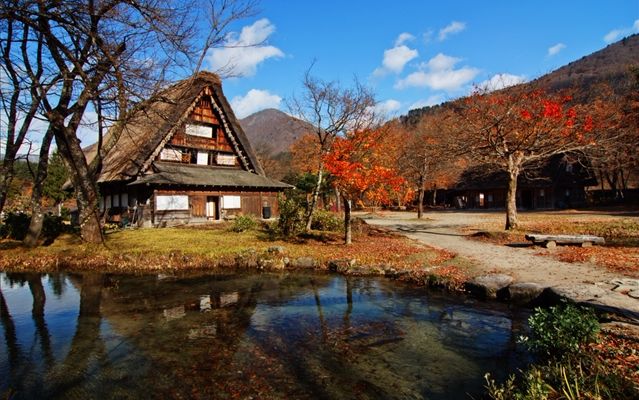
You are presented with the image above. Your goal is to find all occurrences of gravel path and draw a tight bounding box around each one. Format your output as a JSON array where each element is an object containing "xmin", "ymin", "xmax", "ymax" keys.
[{"xmin": 362, "ymin": 210, "xmax": 639, "ymax": 320}]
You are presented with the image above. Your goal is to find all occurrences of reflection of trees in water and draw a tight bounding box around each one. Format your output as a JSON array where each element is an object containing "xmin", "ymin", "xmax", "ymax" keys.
[
  {"xmin": 47, "ymin": 273, "xmax": 66, "ymax": 298},
  {"xmin": 48, "ymin": 273, "xmax": 107, "ymax": 398},
  {"xmin": 27, "ymin": 274, "xmax": 54, "ymax": 367},
  {"xmin": 0, "ymin": 284, "xmax": 20, "ymax": 382},
  {"xmin": 0, "ymin": 273, "xmax": 109, "ymax": 398}
]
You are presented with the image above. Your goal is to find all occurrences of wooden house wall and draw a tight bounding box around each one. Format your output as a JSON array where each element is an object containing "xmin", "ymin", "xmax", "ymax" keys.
[{"xmin": 151, "ymin": 189, "xmax": 280, "ymax": 227}]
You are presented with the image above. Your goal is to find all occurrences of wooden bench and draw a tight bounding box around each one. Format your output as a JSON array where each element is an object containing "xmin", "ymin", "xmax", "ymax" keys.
[{"xmin": 525, "ymin": 234, "xmax": 605, "ymax": 249}]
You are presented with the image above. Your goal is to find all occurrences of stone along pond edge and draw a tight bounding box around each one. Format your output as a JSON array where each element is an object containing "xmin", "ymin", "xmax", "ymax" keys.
[{"xmin": 2, "ymin": 245, "xmax": 637, "ymax": 322}]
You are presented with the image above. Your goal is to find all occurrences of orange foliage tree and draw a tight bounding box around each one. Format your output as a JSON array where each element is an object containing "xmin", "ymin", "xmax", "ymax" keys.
[
  {"xmin": 397, "ymin": 113, "xmax": 463, "ymax": 218},
  {"xmin": 324, "ymin": 127, "xmax": 408, "ymax": 244},
  {"xmin": 453, "ymin": 88, "xmax": 604, "ymax": 230}
]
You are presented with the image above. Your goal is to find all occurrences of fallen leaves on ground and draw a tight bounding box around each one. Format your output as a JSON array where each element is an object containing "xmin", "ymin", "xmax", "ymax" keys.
[
  {"xmin": 554, "ymin": 247, "xmax": 639, "ymax": 277},
  {"xmin": 588, "ymin": 326, "xmax": 639, "ymax": 385}
]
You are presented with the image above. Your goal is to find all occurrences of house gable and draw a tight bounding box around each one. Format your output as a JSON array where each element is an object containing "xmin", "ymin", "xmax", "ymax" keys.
[
  {"xmin": 144, "ymin": 86, "xmax": 254, "ymax": 173},
  {"xmin": 95, "ymin": 71, "xmax": 264, "ymax": 183}
]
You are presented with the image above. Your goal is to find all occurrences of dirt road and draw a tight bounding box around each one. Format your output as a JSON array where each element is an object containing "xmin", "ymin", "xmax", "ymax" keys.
[{"xmin": 362, "ymin": 210, "xmax": 639, "ymax": 319}]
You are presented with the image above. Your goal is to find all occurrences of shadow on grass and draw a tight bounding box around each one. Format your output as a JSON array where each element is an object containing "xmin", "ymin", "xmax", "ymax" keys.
[{"xmin": 0, "ymin": 240, "xmax": 23, "ymax": 250}]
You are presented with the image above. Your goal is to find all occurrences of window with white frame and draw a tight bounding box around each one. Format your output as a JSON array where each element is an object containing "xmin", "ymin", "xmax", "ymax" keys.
[
  {"xmin": 186, "ymin": 124, "xmax": 213, "ymax": 138},
  {"xmin": 156, "ymin": 195, "xmax": 189, "ymax": 210},
  {"xmin": 216, "ymin": 153, "xmax": 236, "ymax": 166},
  {"xmin": 221, "ymin": 195, "xmax": 241, "ymax": 209},
  {"xmin": 197, "ymin": 151, "xmax": 209, "ymax": 165},
  {"xmin": 160, "ymin": 147, "xmax": 182, "ymax": 161}
]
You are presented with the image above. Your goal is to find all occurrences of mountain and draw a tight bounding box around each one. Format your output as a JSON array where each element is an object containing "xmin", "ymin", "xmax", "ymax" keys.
[
  {"xmin": 532, "ymin": 33, "xmax": 639, "ymax": 93},
  {"xmin": 239, "ymin": 108, "xmax": 313, "ymax": 156},
  {"xmin": 405, "ymin": 34, "xmax": 639, "ymax": 123}
]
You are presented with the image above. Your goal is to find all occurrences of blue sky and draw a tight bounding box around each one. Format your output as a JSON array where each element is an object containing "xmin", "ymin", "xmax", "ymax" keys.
[{"xmin": 208, "ymin": 0, "xmax": 639, "ymax": 119}]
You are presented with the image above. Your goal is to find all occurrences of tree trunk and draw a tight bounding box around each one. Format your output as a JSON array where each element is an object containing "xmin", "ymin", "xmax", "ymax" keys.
[
  {"xmin": 343, "ymin": 195, "xmax": 352, "ymax": 245},
  {"xmin": 0, "ymin": 159, "xmax": 17, "ymax": 215},
  {"xmin": 431, "ymin": 187, "xmax": 437, "ymax": 206},
  {"xmin": 417, "ymin": 173, "xmax": 425, "ymax": 219},
  {"xmin": 53, "ymin": 126, "xmax": 104, "ymax": 244},
  {"xmin": 305, "ymin": 163, "xmax": 324, "ymax": 230},
  {"xmin": 417, "ymin": 187, "xmax": 424, "ymax": 219},
  {"xmin": 24, "ymin": 130, "xmax": 54, "ymax": 247},
  {"xmin": 505, "ymin": 168, "xmax": 520, "ymax": 230}
]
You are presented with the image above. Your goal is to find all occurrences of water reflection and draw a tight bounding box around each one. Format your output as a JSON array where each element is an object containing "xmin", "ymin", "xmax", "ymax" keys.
[{"xmin": 0, "ymin": 272, "xmax": 529, "ymax": 399}]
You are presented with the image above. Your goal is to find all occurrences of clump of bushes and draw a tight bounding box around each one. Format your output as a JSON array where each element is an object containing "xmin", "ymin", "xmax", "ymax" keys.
[
  {"xmin": 310, "ymin": 209, "xmax": 342, "ymax": 232},
  {"xmin": 0, "ymin": 211, "xmax": 31, "ymax": 240},
  {"xmin": 486, "ymin": 302, "xmax": 638, "ymax": 399},
  {"xmin": 519, "ymin": 302, "xmax": 600, "ymax": 358},
  {"xmin": 230, "ymin": 214, "xmax": 258, "ymax": 232},
  {"xmin": 275, "ymin": 192, "xmax": 307, "ymax": 238},
  {"xmin": 0, "ymin": 211, "xmax": 67, "ymax": 244}
]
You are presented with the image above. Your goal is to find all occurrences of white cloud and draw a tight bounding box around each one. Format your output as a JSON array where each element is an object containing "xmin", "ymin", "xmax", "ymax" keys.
[
  {"xmin": 207, "ymin": 19, "xmax": 284, "ymax": 77},
  {"xmin": 373, "ymin": 33, "xmax": 419, "ymax": 76},
  {"xmin": 547, "ymin": 43, "xmax": 566, "ymax": 56},
  {"xmin": 426, "ymin": 53, "xmax": 460, "ymax": 71},
  {"xmin": 603, "ymin": 19, "xmax": 639, "ymax": 43},
  {"xmin": 409, "ymin": 95, "xmax": 445, "ymax": 110},
  {"xmin": 438, "ymin": 21, "xmax": 466, "ymax": 41},
  {"xmin": 230, "ymin": 89, "xmax": 282, "ymax": 119},
  {"xmin": 395, "ymin": 32, "xmax": 415, "ymax": 46},
  {"xmin": 395, "ymin": 53, "xmax": 479, "ymax": 91},
  {"xmin": 382, "ymin": 45, "xmax": 419, "ymax": 74},
  {"xmin": 477, "ymin": 73, "xmax": 527, "ymax": 92},
  {"xmin": 374, "ymin": 99, "xmax": 402, "ymax": 116}
]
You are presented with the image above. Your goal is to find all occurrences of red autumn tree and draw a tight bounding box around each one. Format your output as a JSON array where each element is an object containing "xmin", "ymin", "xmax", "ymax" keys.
[
  {"xmin": 453, "ymin": 88, "xmax": 602, "ymax": 230},
  {"xmin": 324, "ymin": 127, "xmax": 407, "ymax": 244}
]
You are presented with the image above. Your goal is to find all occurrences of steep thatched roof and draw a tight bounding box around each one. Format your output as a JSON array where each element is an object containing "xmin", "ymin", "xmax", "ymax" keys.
[
  {"xmin": 129, "ymin": 162, "xmax": 291, "ymax": 189},
  {"xmin": 93, "ymin": 71, "xmax": 264, "ymax": 183}
]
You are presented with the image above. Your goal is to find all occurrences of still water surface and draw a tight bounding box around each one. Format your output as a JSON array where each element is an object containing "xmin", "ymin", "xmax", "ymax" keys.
[{"xmin": 0, "ymin": 272, "xmax": 529, "ymax": 399}]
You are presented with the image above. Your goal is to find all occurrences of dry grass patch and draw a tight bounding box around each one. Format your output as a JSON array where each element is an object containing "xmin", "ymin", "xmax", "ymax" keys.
[{"xmin": 0, "ymin": 222, "xmax": 462, "ymax": 277}]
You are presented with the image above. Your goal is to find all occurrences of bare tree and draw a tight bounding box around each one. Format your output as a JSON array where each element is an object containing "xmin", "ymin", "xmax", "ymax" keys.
[
  {"xmin": 1, "ymin": 0, "xmax": 256, "ymax": 243},
  {"xmin": 0, "ymin": 17, "xmax": 55, "ymax": 214},
  {"xmin": 287, "ymin": 68, "xmax": 376, "ymax": 230},
  {"xmin": 398, "ymin": 112, "xmax": 458, "ymax": 218}
]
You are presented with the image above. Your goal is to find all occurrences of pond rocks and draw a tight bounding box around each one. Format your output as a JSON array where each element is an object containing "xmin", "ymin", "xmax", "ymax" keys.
[
  {"xmin": 328, "ymin": 259, "xmax": 357, "ymax": 273},
  {"xmin": 267, "ymin": 246, "xmax": 287, "ymax": 255},
  {"xmin": 289, "ymin": 256, "xmax": 318, "ymax": 269},
  {"xmin": 465, "ymin": 274, "xmax": 514, "ymax": 299},
  {"xmin": 501, "ymin": 282, "xmax": 545, "ymax": 305}
]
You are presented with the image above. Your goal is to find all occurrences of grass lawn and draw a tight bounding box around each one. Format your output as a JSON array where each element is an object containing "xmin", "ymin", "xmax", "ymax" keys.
[
  {"xmin": 0, "ymin": 222, "xmax": 468, "ymax": 285},
  {"xmin": 467, "ymin": 211, "xmax": 639, "ymax": 276}
]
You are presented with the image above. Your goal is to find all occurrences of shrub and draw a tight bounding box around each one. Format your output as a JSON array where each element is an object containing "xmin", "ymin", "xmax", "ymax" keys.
[
  {"xmin": 42, "ymin": 214, "xmax": 66, "ymax": 244},
  {"xmin": 0, "ymin": 211, "xmax": 31, "ymax": 240},
  {"xmin": 310, "ymin": 209, "xmax": 342, "ymax": 232},
  {"xmin": 276, "ymin": 193, "xmax": 306, "ymax": 238},
  {"xmin": 230, "ymin": 214, "xmax": 257, "ymax": 232},
  {"xmin": 519, "ymin": 302, "xmax": 600, "ymax": 358}
]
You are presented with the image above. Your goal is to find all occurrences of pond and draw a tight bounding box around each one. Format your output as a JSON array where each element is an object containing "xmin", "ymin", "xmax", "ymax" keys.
[{"xmin": 0, "ymin": 272, "xmax": 530, "ymax": 399}]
